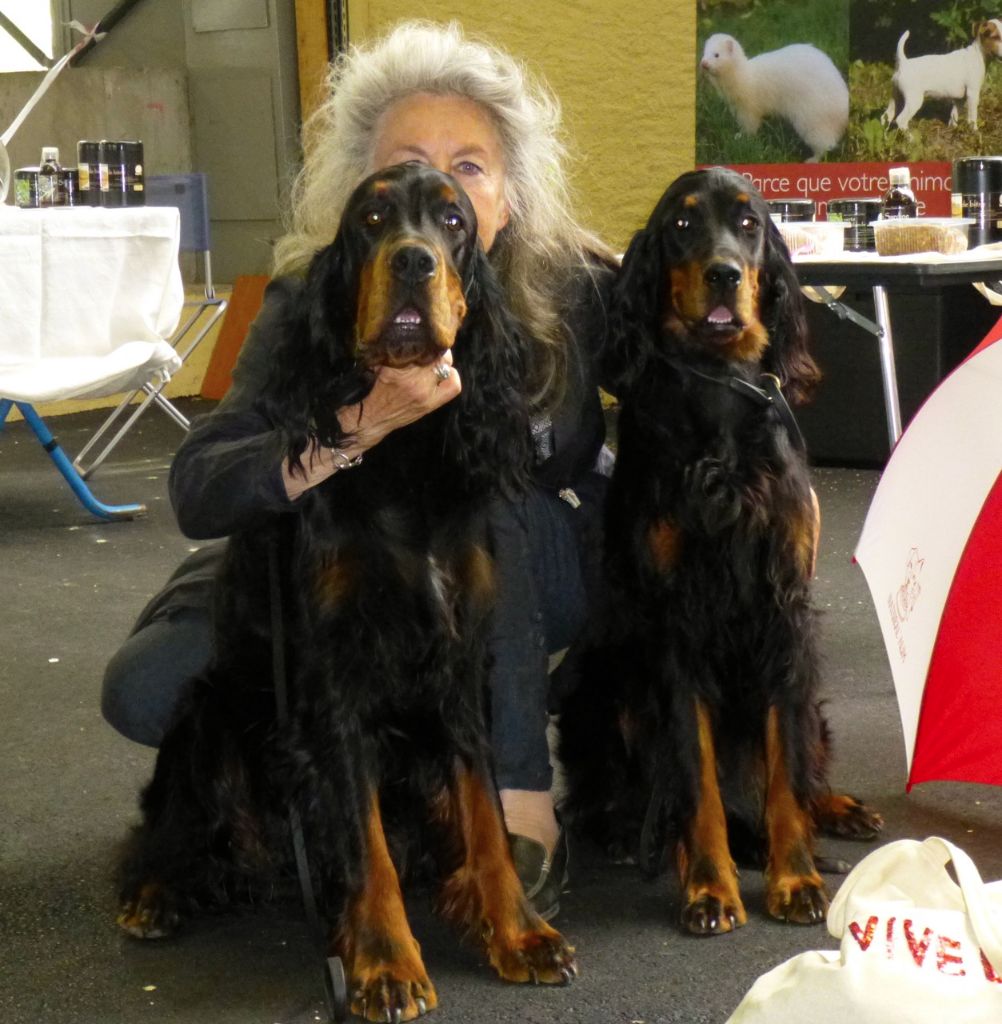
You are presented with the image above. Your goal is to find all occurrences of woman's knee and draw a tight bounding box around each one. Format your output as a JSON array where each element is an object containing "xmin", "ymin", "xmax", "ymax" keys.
[{"xmin": 101, "ymin": 612, "xmax": 212, "ymax": 747}]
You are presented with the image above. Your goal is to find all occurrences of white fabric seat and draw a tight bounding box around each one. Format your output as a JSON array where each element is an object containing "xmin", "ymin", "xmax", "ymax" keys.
[
  {"xmin": 0, "ymin": 340, "xmax": 181, "ymax": 403},
  {"xmin": 0, "ymin": 205, "xmax": 184, "ymax": 520}
]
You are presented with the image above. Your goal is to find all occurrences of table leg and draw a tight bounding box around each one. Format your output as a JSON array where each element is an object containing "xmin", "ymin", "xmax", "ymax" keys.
[{"xmin": 871, "ymin": 285, "xmax": 903, "ymax": 446}]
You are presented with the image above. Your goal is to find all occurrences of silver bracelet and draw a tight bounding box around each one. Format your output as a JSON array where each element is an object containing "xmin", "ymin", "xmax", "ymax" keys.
[{"xmin": 328, "ymin": 446, "xmax": 363, "ymax": 471}]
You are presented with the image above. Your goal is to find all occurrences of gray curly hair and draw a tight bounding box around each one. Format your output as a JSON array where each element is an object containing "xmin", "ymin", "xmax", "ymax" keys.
[{"xmin": 273, "ymin": 20, "xmax": 613, "ymax": 405}]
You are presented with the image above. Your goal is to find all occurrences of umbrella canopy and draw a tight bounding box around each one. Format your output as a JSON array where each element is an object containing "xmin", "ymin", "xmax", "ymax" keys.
[{"xmin": 854, "ymin": 315, "xmax": 1002, "ymax": 790}]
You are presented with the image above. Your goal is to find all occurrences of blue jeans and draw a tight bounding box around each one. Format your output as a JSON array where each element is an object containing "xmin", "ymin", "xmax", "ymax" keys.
[{"xmin": 488, "ymin": 481, "xmax": 599, "ymax": 791}]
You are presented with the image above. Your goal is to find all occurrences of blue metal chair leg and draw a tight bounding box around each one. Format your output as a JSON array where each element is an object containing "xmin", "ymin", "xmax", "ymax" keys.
[
  {"xmin": 0, "ymin": 398, "xmax": 12, "ymax": 427},
  {"xmin": 14, "ymin": 402, "xmax": 146, "ymax": 521}
]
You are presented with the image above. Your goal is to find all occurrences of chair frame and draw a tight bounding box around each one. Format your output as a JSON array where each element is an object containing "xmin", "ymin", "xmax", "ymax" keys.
[
  {"xmin": 72, "ymin": 174, "xmax": 228, "ymax": 479},
  {"xmin": 1, "ymin": 399, "xmax": 145, "ymax": 520}
]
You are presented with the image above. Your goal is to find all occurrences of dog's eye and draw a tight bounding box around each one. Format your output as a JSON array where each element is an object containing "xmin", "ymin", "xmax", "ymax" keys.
[
  {"xmin": 674, "ymin": 217, "xmax": 690, "ymax": 232},
  {"xmin": 740, "ymin": 215, "xmax": 760, "ymax": 234},
  {"xmin": 444, "ymin": 213, "xmax": 465, "ymax": 233},
  {"xmin": 364, "ymin": 210, "xmax": 384, "ymax": 227}
]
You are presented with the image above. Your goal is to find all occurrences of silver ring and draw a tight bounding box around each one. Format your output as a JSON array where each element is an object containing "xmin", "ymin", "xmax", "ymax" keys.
[{"xmin": 433, "ymin": 362, "xmax": 452, "ymax": 384}]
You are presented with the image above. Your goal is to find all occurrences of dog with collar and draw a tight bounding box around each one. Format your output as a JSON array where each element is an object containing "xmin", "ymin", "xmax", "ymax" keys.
[
  {"xmin": 558, "ymin": 168, "xmax": 882, "ymax": 936},
  {"xmin": 883, "ymin": 20, "xmax": 1002, "ymax": 130}
]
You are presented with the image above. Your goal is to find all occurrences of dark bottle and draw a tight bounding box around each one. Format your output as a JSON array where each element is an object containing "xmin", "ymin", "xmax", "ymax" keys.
[
  {"xmin": 38, "ymin": 146, "xmax": 62, "ymax": 206},
  {"xmin": 882, "ymin": 166, "xmax": 917, "ymax": 219}
]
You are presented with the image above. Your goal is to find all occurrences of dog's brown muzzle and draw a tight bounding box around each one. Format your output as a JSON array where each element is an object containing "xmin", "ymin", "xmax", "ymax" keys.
[{"xmin": 356, "ymin": 237, "xmax": 467, "ymax": 368}]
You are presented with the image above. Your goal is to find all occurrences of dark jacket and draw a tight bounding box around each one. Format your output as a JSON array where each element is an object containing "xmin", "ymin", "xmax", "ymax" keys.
[{"xmin": 169, "ymin": 263, "xmax": 615, "ymax": 539}]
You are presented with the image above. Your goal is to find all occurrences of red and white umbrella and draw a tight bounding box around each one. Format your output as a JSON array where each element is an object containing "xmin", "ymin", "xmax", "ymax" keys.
[{"xmin": 854, "ymin": 314, "xmax": 1002, "ymax": 790}]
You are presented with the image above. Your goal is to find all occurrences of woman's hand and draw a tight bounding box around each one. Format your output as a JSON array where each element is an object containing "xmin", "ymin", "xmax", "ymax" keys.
[
  {"xmin": 282, "ymin": 351, "xmax": 461, "ymax": 500},
  {"xmin": 346, "ymin": 348, "xmax": 461, "ymax": 449}
]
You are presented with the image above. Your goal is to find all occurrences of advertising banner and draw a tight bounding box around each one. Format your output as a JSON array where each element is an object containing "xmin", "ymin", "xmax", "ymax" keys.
[{"xmin": 696, "ymin": 0, "xmax": 1002, "ymax": 213}]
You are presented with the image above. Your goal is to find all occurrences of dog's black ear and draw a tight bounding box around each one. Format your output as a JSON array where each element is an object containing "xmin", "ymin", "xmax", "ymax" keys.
[
  {"xmin": 444, "ymin": 244, "xmax": 533, "ymax": 497},
  {"xmin": 261, "ymin": 236, "xmax": 375, "ymax": 471},
  {"xmin": 302, "ymin": 236, "xmax": 377, "ymax": 451},
  {"xmin": 605, "ymin": 223, "xmax": 665, "ymax": 394},
  {"xmin": 760, "ymin": 218, "xmax": 820, "ymax": 406}
]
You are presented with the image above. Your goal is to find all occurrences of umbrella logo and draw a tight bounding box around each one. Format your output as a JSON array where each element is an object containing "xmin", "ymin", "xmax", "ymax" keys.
[
  {"xmin": 886, "ymin": 547, "xmax": 924, "ymax": 662},
  {"xmin": 895, "ymin": 548, "xmax": 925, "ymax": 622}
]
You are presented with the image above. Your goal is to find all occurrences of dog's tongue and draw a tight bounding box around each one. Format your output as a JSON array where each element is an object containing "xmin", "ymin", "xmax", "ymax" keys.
[
  {"xmin": 394, "ymin": 307, "xmax": 422, "ymax": 325},
  {"xmin": 706, "ymin": 305, "xmax": 733, "ymax": 325}
]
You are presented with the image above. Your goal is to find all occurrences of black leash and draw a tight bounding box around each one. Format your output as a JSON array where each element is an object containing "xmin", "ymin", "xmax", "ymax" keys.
[
  {"xmin": 638, "ymin": 754, "xmax": 669, "ymax": 879},
  {"xmin": 668, "ymin": 359, "xmax": 807, "ymax": 454},
  {"xmin": 268, "ymin": 540, "xmax": 348, "ymax": 1023}
]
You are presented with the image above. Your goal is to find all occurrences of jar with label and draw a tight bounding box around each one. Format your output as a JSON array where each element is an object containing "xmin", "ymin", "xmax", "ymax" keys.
[
  {"xmin": 99, "ymin": 139, "xmax": 145, "ymax": 207},
  {"xmin": 77, "ymin": 140, "xmax": 102, "ymax": 206},
  {"xmin": 827, "ymin": 197, "xmax": 882, "ymax": 251},
  {"xmin": 882, "ymin": 166, "xmax": 917, "ymax": 218},
  {"xmin": 952, "ymin": 156, "xmax": 1002, "ymax": 247},
  {"xmin": 766, "ymin": 198, "xmax": 816, "ymax": 223},
  {"xmin": 14, "ymin": 168, "xmax": 40, "ymax": 208}
]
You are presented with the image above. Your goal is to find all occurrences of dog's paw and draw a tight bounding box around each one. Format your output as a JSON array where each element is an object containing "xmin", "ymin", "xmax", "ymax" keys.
[
  {"xmin": 766, "ymin": 875, "xmax": 829, "ymax": 925},
  {"xmin": 814, "ymin": 793, "xmax": 883, "ymax": 840},
  {"xmin": 117, "ymin": 882, "xmax": 181, "ymax": 939},
  {"xmin": 681, "ymin": 890, "xmax": 748, "ymax": 936},
  {"xmin": 349, "ymin": 963, "xmax": 438, "ymax": 1022},
  {"xmin": 685, "ymin": 457, "xmax": 741, "ymax": 531},
  {"xmin": 487, "ymin": 921, "xmax": 577, "ymax": 985}
]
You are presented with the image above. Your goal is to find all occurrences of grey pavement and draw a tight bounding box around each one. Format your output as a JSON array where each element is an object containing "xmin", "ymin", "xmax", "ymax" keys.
[{"xmin": 2, "ymin": 400, "xmax": 1000, "ymax": 1024}]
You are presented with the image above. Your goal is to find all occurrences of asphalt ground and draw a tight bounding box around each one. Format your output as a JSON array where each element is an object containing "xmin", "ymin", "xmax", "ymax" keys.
[{"xmin": 3, "ymin": 400, "xmax": 1000, "ymax": 1024}]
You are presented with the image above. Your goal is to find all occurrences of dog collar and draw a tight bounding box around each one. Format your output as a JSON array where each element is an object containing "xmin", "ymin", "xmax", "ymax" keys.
[{"xmin": 667, "ymin": 359, "xmax": 806, "ymax": 453}]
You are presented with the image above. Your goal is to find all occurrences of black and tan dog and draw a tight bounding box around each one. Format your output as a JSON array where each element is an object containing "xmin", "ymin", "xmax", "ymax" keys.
[
  {"xmin": 117, "ymin": 163, "xmax": 576, "ymax": 1020},
  {"xmin": 559, "ymin": 167, "xmax": 881, "ymax": 935}
]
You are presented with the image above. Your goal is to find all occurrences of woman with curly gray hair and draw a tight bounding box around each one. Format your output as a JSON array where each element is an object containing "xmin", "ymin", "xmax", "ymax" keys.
[
  {"xmin": 276, "ymin": 20, "xmax": 612, "ymax": 405},
  {"xmin": 102, "ymin": 20, "xmax": 617, "ymax": 922}
]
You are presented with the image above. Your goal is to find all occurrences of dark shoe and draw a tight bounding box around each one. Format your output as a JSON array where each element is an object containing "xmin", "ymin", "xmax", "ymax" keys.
[{"xmin": 509, "ymin": 831, "xmax": 569, "ymax": 922}]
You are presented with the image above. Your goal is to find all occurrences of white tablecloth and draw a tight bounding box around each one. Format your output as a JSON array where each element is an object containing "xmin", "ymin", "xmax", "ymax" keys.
[
  {"xmin": 0, "ymin": 204, "xmax": 184, "ymax": 403},
  {"xmin": 0, "ymin": 205, "xmax": 184, "ymax": 401}
]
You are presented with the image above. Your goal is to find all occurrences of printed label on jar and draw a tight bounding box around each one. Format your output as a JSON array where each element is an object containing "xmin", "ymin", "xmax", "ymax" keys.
[
  {"xmin": 38, "ymin": 173, "xmax": 59, "ymax": 206},
  {"xmin": 15, "ymin": 177, "xmax": 38, "ymax": 208}
]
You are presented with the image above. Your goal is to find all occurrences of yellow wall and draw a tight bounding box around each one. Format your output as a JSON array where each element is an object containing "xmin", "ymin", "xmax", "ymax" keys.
[{"xmin": 348, "ymin": 0, "xmax": 697, "ymax": 252}]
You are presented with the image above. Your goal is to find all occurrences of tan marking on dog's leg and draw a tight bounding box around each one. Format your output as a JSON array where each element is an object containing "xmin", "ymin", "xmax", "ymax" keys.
[
  {"xmin": 339, "ymin": 793, "xmax": 437, "ymax": 1022},
  {"xmin": 117, "ymin": 881, "xmax": 180, "ymax": 939},
  {"xmin": 678, "ymin": 701, "xmax": 746, "ymax": 935},
  {"xmin": 315, "ymin": 556, "xmax": 359, "ymax": 612},
  {"xmin": 812, "ymin": 791, "xmax": 883, "ymax": 840},
  {"xmin": 647, "ymin": 519, "xmax": 682, "ymax": 575},
  {"xmin": 437, "ymin": 762, "xmax": 576, "ymax": 984},
  {"xmin": 456, "ymin": 543, "xmax": 496, "ymax": 615},
  {"xmin": 764, "ymin": 707, "xmax": 828, "ymax": 925},
  {"xmin": 786, "ymin": 493, "xmax": 819, "ymax": 582}
]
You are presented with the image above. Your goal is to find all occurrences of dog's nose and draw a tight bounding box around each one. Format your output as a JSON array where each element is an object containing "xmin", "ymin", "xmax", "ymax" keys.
[
  {"xmin": 391, "ymin": 245, "xmax": 437, "ymax": 284},
  {"xmin": 704, "ymin": 262, "xmax": 742, "ymax": 290}
]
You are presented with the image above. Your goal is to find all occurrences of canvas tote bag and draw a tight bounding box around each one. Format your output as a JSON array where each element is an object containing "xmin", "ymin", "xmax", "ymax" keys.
[{"xmin": 726, "ymin": 837, "xmax": 1002, "ymax": 1023}]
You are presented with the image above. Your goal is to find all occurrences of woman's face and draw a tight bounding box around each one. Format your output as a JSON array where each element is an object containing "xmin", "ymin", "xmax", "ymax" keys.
[{"xmin": 371, "ymin": 92, "xmax": 511, "ymax": 252}]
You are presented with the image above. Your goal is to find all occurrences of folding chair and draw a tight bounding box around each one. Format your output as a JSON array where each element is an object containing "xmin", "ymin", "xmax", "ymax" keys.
[
  {"xmin": 0, "ymin": 204, "xmax": 185, "ymax": 520},
  {"xmin": 72, "ymin": 173, "xmax": 229, "ymax": 478}
]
